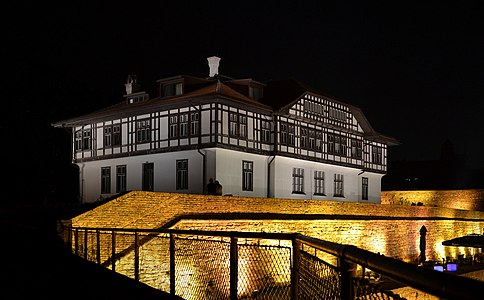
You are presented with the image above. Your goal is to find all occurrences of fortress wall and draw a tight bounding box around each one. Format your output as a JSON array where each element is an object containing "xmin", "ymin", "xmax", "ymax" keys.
[
  {"xmin": 381, "ymin": 189, "xmax": 484, "ymax": 211},
  {"xmin": 70, "ymin": 191, "xmax": 484, "ymax": 263}
]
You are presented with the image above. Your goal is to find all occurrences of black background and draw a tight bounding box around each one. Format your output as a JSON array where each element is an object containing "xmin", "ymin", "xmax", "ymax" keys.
[{"xmin": 4, "ymin": 1, "xmax": 484, "ymax": 203}]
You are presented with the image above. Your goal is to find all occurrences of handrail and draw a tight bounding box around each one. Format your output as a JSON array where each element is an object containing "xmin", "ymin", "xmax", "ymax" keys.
[
  {"xmin": 63, "ymin": 226, "xmax": 298, "ymax": 240},
  {"xmin": 61, "ymin": 224, "xmax": 483, "ymax": 300},
  {"xmin": 296, "ymin": 234, "xmax": 483, "ymax": 300}
]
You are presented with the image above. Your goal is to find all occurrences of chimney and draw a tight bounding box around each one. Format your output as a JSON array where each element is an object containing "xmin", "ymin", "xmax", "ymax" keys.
[
  {"xmin": 125, "ymin": 74, "xmax": 140, "ymax": 95},
  {"xmin": 207, "ymin": 56, "xmax": 221, "ymax": 77}
]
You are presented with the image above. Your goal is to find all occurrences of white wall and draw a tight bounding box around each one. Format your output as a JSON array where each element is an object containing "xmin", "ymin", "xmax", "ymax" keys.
[
  {"xmin": 77, "ymin": 150, "xmax": 204, "ymax": 203},
  {"xmin": 212, "ymin": 148, "xmax": 269, "ymax": 197},
  {"xmin": 76, "ymin": 148, "xmax": 382, "ymax": 204},
  {"xmin": 271, "ymin": 156, "xmax": 382, "ymax": 203}
]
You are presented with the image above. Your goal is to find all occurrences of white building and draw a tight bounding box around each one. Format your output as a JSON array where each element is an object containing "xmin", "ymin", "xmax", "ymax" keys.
[{"xmin": 54, "ymin": 56, "xmax": 398, "ymax": 204}]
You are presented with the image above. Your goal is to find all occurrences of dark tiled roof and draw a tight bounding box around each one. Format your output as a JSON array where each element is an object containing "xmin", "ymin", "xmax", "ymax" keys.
[
  {"xmin": 54, "ymin": 81, "xmax": 271, "ymax": 127},
  {"xmin": 261, "ymin": 78, "xmax": 340, "ymax": 110},
  {"xmin": 53, "ymin": 75, "xmax": 399, "ymax": 145},
  {"xmin": 262, "ymin": 78, "xmax": 399, "ymax": 145}
]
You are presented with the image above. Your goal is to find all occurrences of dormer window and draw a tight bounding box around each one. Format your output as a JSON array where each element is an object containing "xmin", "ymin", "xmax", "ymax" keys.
[
  {"xmin": 127, "ymin": 94, "xmax": 149, "ymax": 104},
  {"xmin": 249, "ymin": 86, "xmax": 262, "ymax": 100},
  {"xmin": 163, "ymin": 82, "xmax": 183, "ymax": 97}
]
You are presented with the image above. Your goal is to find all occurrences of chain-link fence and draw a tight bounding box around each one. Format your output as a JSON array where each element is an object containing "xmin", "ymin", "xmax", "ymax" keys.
[{"xmin": 59, "ymin": 225, "xmax": 482, "ymax": 300}]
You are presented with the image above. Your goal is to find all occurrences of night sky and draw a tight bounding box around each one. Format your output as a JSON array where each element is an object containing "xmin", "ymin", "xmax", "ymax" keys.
[{"xmin": 4, "ymin": 1, "xmax": 484, "ymax": 200}]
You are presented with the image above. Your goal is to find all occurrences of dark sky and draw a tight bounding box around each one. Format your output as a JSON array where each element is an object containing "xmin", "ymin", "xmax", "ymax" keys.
[{"xmin": 5, "ymin": 1, "xmax": 484, "ymax": 173}]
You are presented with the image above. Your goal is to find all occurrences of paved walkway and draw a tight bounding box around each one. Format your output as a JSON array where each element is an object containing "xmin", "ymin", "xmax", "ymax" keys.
[{"xmin": 0, "ymin": 204, "xmax": 182, "ymax": 300}]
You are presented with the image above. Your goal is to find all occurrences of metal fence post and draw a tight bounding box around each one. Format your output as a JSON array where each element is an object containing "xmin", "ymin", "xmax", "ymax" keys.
[
  {"xmin": 170, "ymin": 233, "xmax": 176, "ymax": 296},
  {"xmin": 96, "ymin": 229, "xmax": 101, "ymax": 265},
  {"xmin": 134, "ymin": 231, "xmax": 139, "ymax": 281},
  {"xmin": 340, "ymin": 258, "xmax": 356, "ymax": 300},
  {"xmin": 74, "ymin": 228, "xmax": 79, "ymax": 256},
  {"xmin": 84, "ymin": 229, "xmax": 88, "ymax": 260},
  {"xmin": 230, "ymin": 236, "xmax": 238, "ymax": 300},
  {"xmin": 291, "ymin": 238, "xmax": 300, "ymax": 300},
  {"xmin": 111, "ymin": 230, "xmax": 116, "ymax": 272}
]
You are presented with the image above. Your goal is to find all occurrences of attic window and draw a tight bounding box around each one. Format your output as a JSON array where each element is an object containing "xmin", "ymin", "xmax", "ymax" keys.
[
  {"xmin": 249, "ymin": 86, "xmax": 262, "ymax": 100},
  {"xmin": 163, "ymin": 82, "xmax": 183, "ymax": 97},
  {"xmin": 127, "ymin": 94, "xmax": 149, "ymax": 104}
]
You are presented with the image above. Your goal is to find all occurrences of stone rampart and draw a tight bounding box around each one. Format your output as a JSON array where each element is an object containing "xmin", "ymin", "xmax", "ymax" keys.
[
  {"xmin": 71, "ymin": 191, "xmax": 484, "ymax": 262},
  {"xmin": 381, "ymin": 189, "xmax": 484, "ymax": 211}
]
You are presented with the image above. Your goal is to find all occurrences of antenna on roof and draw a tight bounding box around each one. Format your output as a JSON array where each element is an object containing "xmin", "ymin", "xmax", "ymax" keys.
[{"xmin": 207, "ymin": 56, "xmax": 221, "ymax": 77}]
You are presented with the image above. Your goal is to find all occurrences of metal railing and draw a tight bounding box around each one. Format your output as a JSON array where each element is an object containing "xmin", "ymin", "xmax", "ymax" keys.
[{"xmin": 58, "ymin": 223, "xmax": 483, "ymax": 300}]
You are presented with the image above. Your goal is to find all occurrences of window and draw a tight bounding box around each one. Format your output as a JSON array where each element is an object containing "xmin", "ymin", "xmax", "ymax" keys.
[
  {"xmin": 229, "ymin": 112, "xmax": 247, "ymax": 138},
  {"xmin": 239, "ymin": 115, "xmax": 247, "ymax": 137},
  {"xmin": 314, "ymin": 171, "xmax": 325, "ymax": 195},
  {"xmin": 334, "ymin": 174, "xmax": 344, "ymax": 197},
  {"xmin": 301, "ymin": 127, "xmax": 308, "ymax": 149},
  {"xmin": 308, "ymin": 129, "xmax": 316, "ymax": 150},
  {"xmin": 104, "ymin": 124, "xmax": 121, "ymax": 147},
  {"xmin": 75, "ymin": 129, "xmax": 92, "ymax": 151},
  {"xmin": 136, "ymin": 119, "xmax": 151, "ymax": 143},
  {"xmin": 170, "ymin": 113, "xmax": 200, "ymax": 138},
  {"xmin": 300, "ymin": 128, "xmax": 316, "ymax": 150},
  {"xmin": 163, "ymin": 82, "xmax": 183, "ymax": 97},
  {"xmin": 242, "ymin": 161, "xmax": 253, "ymax": 191},
  {"xmin": 190, "ymin": 112, "xmax": 199, "ymax": 135},
  {"xmin": 288, "ymin": 125, "xmax": 295, "ymax": 146},
  {"xmin": 362, "ymin": 177, "xmax": 368, "ymax": 200},
  {"xmin": 229, "ymin": 113, "xmax": 238, "ymax": 136},
  {"xmin": 179, "ymin": 114, "xmax": 189, "ymax": 137},
  {"xmin": 292, "ymin": 168, "xmax": 304, "ymax": 194},
  {"xmin": 261, "ymin": 120, "xmax": 271, "ymax": 143},
  {"xmin": 169, "ymin": 116, "xmax": 178, "ymax": 138},
  {"xmin": 372, "ymin": 146, "xmax": 383, "ymax": 164},
  {"xmin": 116, "ymin": 165, "xmax": 127, "ymax": 193},
  {"xmin": 142, "ymin": 163, "xmax": 154, "ymax": 191},
  {"xmin": 113, "ymin": 124, "xmax": 121, "ymax": 146},
  {"xmin": 328, "ymin": 107, "xmax": 347, "ymax": 122},
  {"xmin": 280, "ymin": 123, "xmax": 287, "ymax": 144},
  {"xmin": 351, "ymin": 139, "xmax": 363, "ymax": 159},
  {"xmin": 328, "ymin": 134, "xmax": 347, "ymax": 156},
  {"xmin": 176, "ymin": 159, "xmax": 188, "ymax": 190},
  {"xmin": 249, "ymin": 86, "xmax": 262, "ymax": 100},
  {"xmin": 101, "ymin": 167, "xmax": 111, "ymax": 194},
  {"xmin": 316, "ymin": 131, "xmax": 322, "ymax": 151}
]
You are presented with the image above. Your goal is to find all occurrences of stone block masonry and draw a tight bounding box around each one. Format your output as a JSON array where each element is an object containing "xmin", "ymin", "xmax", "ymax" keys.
[
  {"xmin": 71, "ymin": 191, "xmax": 484, "ymax": 262},
  {"xmin": 382, "ymin": 189, "xmax": 484, "ymax": 211}
]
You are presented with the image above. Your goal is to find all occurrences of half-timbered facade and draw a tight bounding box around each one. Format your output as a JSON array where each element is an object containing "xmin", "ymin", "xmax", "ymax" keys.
[{"xmin": 54, "ymin": 56, "xmax": 398, "ymax": 203}]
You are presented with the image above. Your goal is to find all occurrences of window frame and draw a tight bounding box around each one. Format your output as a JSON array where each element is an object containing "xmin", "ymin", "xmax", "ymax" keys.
[
  {"xmin": 333, "ymin": 173, "xmax": 344, "ymax": 197},
  {"xmin": 314, "ymin": 170, "xmax": 325, "ymax": 195},
  {"xmin": 176, "ymin": 159, "xmax": 188, "ymax": 190},
  {"xmin": 242, "ymin": 160, "xmax": 254, "ymax": 191},
  {"xmin": 229, "ymin": 112, "xmax": 247, "ymax": 138},
  {"xmin": 136, "ymin": 119, "xmax": 151, "ymax": 143},
  {"xmin": 292, "ymin": 167, "xmax": 305, "ymax": 194},
  {"xmin": 362, "ymin": 177, "xmax": 369, "ymax": 200},
  {"xmin": 116, "ymin": 165, "xmax": 127, "ymax": 193},
  {"xmin": 101, "ymin": 166, "xmax": 111, "ymax": 194},
  {"xmin": 104, "ymin": 124, "xmax": 121, "ymax": 148},
  {"xmin": 75, "ymin": 129, "xmax": 92, "ymax": 151}
]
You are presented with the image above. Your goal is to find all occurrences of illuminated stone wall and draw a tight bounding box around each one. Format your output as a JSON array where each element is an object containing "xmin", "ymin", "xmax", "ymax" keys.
[
  {"xmin": 381, "ymin": 189, "xmax": 484, "ymax": 211},
  {"xmin": 71, "ymin": 191, "xmax": 484, "ymax": 263},
  {"xmin": 69, "ymin": 191, "xmax": 484, "ymax": 295}
]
